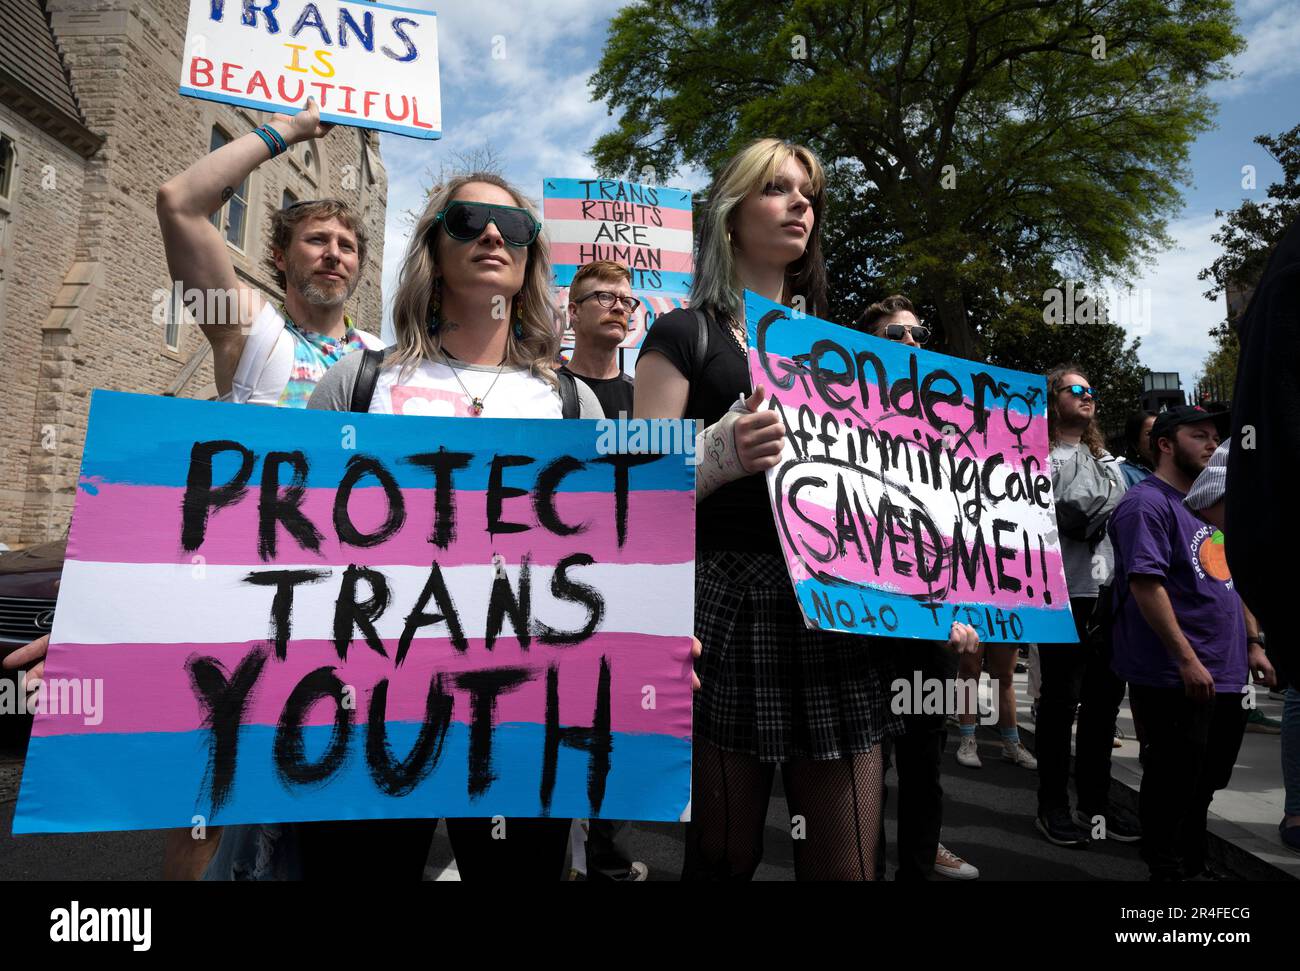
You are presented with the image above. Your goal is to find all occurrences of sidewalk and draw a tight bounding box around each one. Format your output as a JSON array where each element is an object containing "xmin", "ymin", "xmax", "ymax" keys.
[{"xmin": 1009, "ymin": 671, "xmax": 1299, "ymax": 881}]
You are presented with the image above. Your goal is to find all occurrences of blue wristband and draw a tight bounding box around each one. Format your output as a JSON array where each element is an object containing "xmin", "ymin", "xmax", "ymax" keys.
[
  {"xmin": 261, "ymin": 124, "xmax": 288, "ymax": 155},
  {"xmin": 251, "ymin": 127, "xmax": 279, "ymax": 157}
]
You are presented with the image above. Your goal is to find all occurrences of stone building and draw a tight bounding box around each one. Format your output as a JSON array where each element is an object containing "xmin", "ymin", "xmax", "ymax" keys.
[{"xmin": 0, "ymin": 0, "xmax": 389, "ymax": 547}]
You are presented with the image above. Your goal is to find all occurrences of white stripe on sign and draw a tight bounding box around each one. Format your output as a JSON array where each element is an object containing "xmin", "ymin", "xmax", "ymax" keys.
[
  {"xmin": 546, "ymin": 221, "xmax": 694, "ymax": 254},
  {"xmin": 53, "ymin": 560, "xmax": 696, "ymax": 645}
]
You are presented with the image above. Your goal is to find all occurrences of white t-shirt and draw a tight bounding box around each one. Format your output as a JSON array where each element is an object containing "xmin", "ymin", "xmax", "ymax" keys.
[
  {"xmin": 221, "ymin": 302, "xmax": 385, "ymax": 406},
  {"xmin": 374, "ymin": 358, "xmax": 564, "ymax": 418}
]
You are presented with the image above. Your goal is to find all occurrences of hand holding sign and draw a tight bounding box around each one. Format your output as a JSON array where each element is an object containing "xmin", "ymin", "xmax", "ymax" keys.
[
  {"xmin": 735, "ymin": 386, "xmax": 786, "ymax": 473},
  {"xmin": 269, "ymin": 96, "xmax": 333, "ymax": 144}
]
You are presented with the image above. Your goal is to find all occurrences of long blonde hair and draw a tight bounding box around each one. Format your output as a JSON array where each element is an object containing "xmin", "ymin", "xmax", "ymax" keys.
[
  {"xmin": 388, "ymin": 172, "xmax": 559, "ymax": 386},
  {"xmin": 691, "ymin": 138, "xmax": 828, "ymax": 323}
]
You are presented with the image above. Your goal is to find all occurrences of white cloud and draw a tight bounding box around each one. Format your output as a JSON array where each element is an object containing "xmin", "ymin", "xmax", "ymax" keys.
[
  {"xmin": 1211, "ymin": 1, "xmax": 1300, "ymax": 99},
  {"xmin": 1106, "ymin": 213, "xmax": 1228, "ymax": 397}
]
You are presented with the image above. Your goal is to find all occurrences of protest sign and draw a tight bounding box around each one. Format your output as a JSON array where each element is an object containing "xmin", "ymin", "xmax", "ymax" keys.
[
  {"xmin": 179, "ymin": 0, "xmax": 441, "ymax": 139},
  {"xmin": 13, "ymin": 392, "xmax": 694, "ymax": 833},
  {"xmin": 544, "ymin": 177, "xmax": 693, "ymax": 349},
  {"xmin": 743, "ymin": 291, "xmax": 1077, "ymax": 645}
]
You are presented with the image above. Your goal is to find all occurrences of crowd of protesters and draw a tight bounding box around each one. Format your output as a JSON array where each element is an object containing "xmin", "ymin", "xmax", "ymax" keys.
[{"xmin": 3, "ymin": 99, "xmax": 1296, "ymax": 881}]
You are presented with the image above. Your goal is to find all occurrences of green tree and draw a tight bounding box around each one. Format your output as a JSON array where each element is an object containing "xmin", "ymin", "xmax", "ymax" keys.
[
  {"xmin": 1196, "ymin": 123, "xmax": 1300, "ymax": 393},
  {"xmin": 590, "ymin": 0, "xmax": 1242, "ymax": 362}
]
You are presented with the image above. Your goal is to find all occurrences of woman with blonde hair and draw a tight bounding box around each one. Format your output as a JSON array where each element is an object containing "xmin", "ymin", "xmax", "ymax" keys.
[
  {"xmin": 305, "ymin": 171, "xmax": 604, "ymax": 881},
  {"xmin": 635, "ymin": 139, "xmax": 977, "ymax": 880}
]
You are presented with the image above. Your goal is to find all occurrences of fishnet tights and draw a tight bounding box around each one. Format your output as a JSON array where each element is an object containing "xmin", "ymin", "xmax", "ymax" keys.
[{"xmin": 683, "ymin": 738, "xmax": 885, "ymax": 881}]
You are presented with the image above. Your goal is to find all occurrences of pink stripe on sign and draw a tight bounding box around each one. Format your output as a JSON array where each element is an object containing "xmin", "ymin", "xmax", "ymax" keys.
[
  {"xmin": 32, "ymin": 634, "xmax": 693, "ymax": 738},
  {"xmin": 778, "ymin": 497, "xmax": 1070, "ymax": 609},
  {"xmin": 69, "ymin": 486, "xmax": 695, "ymax": 567},
  {"xmin": 543, "ymin": 199, "xmax": 694, "ymax": 231},
  {"xmin": 551, "ymin": 244, "xmax": 693, "ymax": 274},
  {"xmin": 753, "ymin": 351, "xmax": 1050, "ymax": 459}
]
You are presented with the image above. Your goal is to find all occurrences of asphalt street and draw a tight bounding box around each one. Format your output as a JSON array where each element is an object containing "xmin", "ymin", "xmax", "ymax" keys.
[{"xmin": 0, "ymin": 719, "xmax": 1150, "ymax": 881}]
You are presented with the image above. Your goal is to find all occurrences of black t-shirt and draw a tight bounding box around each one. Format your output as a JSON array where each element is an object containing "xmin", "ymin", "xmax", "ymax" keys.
[
  {"xmin": 639, "ymin": 307, "xmax": 779, "ymax": 555},
  {"xmin": 560, "ymin": 367, "xmax": 635, "ymax": 419}
]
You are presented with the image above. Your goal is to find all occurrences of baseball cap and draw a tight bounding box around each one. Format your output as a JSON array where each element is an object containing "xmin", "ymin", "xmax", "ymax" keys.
[{"xmin": 1149, "ymin": 405, "xmax": 1230, "ymax": 447}]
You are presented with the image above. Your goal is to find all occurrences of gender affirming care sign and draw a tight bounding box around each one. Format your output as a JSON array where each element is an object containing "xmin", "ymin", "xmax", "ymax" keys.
[
  {"xmin": 744, "ymin": 291, "xmax": 1077, "ymax": 645},
  {"xmin": 544, "ymin": 177, "xmax": 693, "ymax": 349},
  {"xmin": 14, "ymin": 392, "xmax": 694, "ymax": 834},
  {"xmin": 179, "ymin": 0, "xmax": 441, "ymax": 139}
]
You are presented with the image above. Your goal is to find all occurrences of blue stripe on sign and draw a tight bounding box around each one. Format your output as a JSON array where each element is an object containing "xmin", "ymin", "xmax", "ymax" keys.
[
  {"xmin": 177, "ymin": 88, "xmax": 441, "ymax": 140},
  {"xmin": 77, "ymin": 391, "xmax": 697, "ymax": 492},
  {"xmin": 543, "ymin": 178, "xmax": 692, "ymax": 211},
  {"xmin": 793, "ymin": 578, "xmax": 1079, "ymax": 645},
  {"xmin": 12, "ymin": 723, "xmax": 692, "ymax": 834},
  {"xmin": 554, "ymin": 265, "xmax": 693, "ymax": 293},
  {"xmin": 743, "ymin": 291, "xmax": 1049, "ymax": 420}
]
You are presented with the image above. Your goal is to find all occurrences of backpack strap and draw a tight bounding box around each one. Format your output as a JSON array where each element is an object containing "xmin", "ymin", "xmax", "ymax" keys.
[
  {"xmin": 691, "ymin": 308, "xmax": 709, "ymax": 379},
  {"xmin": 558, "ymin": 369, "xmax": 580, "ymax": 419},
  {"xmin": 348, "ymin": 348, "xmax": 386, "ymax": 414}
]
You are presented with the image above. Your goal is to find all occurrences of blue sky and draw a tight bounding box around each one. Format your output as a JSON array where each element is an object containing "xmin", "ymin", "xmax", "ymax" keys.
[{"xmin": 374, "ymin": 0, "xmax": 1298, "ymax": 393}]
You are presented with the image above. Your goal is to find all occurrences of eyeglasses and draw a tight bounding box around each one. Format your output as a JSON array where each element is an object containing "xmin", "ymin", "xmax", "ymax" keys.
[
  {"xmin": 882, "ymin": 322, "xmax": 931, "ymax": 344},
  {"xmin": 1062, "ymin": 384, "xmax": 1099, "ymax": 400},
  {"xmin": 432, "ymin": 200, "xmax": 541, "ymax": 248},
  {"xmin": 574, "ymin": 289, "xmax": 641, "ymax": 314}
]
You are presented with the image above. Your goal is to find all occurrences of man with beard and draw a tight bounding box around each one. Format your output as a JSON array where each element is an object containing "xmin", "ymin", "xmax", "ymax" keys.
[
  {"xmin": 1109, "ymin": 407, "xmax": 1269, "ymax": 880},
  {"xmin": 156, "ymin": 96, "xmax": 384, "ymax": 407}
]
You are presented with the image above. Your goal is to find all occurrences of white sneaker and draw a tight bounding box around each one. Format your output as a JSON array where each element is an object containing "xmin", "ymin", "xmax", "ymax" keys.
[
  {"xmin": 934, "ymin": 843, "xmax": 980, "ymax": 880},
  {"xmin": 1002, "ymin": 741, "xmax": 1038, "ymax": 769},
  {"xmin": 956, "ymin": 736, "xmax": 982, "ymax": 768}
]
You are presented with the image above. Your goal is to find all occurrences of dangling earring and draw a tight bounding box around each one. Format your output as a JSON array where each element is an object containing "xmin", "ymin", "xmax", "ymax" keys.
[
  {"xmin": 427, "ymin": 277, "xmax": 442, "ymax": 337},
  {"xmin": 512, "ymin": 298, "xmax": 524, "ymax": 341}
]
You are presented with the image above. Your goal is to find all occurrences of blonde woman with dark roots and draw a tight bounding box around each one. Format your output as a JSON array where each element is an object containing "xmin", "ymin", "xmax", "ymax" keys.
[
  {"xmin": 305, "ymin": 172, "xmax": 604, "ymax": 881},
  {"xmin": 636, "ymin": 139, "xmax": 978, "ymax": 880}
]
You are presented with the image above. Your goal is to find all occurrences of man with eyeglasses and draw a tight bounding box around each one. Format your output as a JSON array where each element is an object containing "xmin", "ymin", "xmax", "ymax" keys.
[{"xmin": 561, "ymin": 260, "xmax": 638, "ymax": 419}]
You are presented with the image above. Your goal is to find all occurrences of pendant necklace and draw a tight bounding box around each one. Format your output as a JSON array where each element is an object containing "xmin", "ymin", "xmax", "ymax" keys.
[{"xmin": 438, "ymin": 348, "xmax": 506, "ymax": 416}]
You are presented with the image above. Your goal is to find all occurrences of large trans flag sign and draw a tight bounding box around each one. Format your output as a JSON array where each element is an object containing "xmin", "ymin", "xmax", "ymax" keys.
[
  {"xmin": 743, "ymin": 291, "xmax": 1077, "ymax": 645},
  {"xmin": 14, "ymin": 392, "xmax": 695, "ymax": 833}
]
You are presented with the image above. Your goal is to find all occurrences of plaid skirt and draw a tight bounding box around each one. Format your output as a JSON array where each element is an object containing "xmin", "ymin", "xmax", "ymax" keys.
[{"xmin": 693, "ymin": 550, "xmax": 905, "ymax": 763}]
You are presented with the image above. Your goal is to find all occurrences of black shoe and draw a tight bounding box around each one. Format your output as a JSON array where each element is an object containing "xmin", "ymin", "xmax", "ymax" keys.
[
  {"xmin": 1073, "ymin": 805, "xmax": 1142, "ymax": 843},
  {"xmin": 1036, "ymin": 808, "xmax": 1091, "ymax": 847}
]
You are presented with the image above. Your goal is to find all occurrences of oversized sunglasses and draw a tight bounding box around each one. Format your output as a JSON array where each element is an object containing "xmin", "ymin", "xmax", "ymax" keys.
[
  {"xmin": 432, "ymin": 200, "xmax": 541, "ymax": 248},
  {"xmin": 883, "ymin": 322, "xmax": 931, "ymax": 344},
  {"xmin": 1063, "ymin": 383, "xmax": 1098, "ymax": 400},
  {"xmin": 575, "ymin": 289, "xmax": 641, "ymax": 314}
]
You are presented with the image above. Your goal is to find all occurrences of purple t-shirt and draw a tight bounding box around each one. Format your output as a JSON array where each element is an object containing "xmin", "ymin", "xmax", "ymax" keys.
[{"xmin": 1109, "ymin": 475, "xmax": 1246, "ymax": 692}]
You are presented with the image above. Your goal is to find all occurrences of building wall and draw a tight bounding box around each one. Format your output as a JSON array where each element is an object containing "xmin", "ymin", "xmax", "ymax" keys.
[
  {"xmin": 0, "ymin": 106, "xmax": 88, "ymax": 544},
  {"xmin": 1, "ymin": 0, "xmax": 388, "ymax": 546}
]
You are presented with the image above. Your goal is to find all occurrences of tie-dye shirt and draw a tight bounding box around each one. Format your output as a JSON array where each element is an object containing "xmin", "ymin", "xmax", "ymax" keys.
[{"xmin": 276, "ymin": 311, "xmax": 369, "ymax": 409}]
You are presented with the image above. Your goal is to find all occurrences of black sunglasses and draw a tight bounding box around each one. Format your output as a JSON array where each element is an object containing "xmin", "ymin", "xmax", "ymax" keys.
[
  {"xmin": 1062, "ymin": 383, "xmax": 1099, "ymax": 400},
  {"xmin": 432, "ymin": 200, "xmax": 541, "ymax": 248},
  {"xmin": 883, "ymin": 322, "xmax": 931, "ymax": 344}
]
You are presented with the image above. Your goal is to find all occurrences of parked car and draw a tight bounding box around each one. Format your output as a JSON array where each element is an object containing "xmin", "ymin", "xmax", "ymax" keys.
[{"xmin": 0, "ymin": 539, "xmax": 63, "ymax": 655}]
